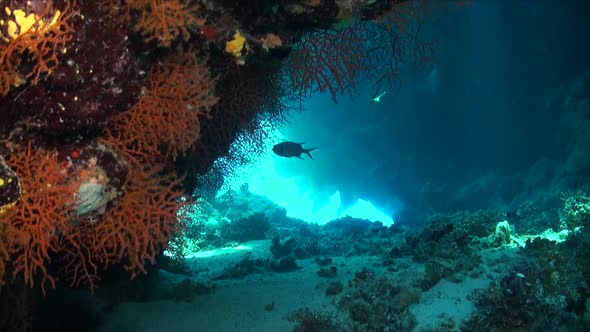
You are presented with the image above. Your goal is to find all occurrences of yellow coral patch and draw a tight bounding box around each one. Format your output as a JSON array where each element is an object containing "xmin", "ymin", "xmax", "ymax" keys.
[
  {"xmin": 225, "ymin": 31, "xmax": 246, "ymax": 57},
  {"xmin": 0, "ymin": 201, "xmax": 15, "ymax": 215},
  {"xmin": 5, "ymin": 7, "xmax": 61, "ymax": 39},
  {"xmin": 0, "ymin": 177, "xmax": 17, "ymax": 214}
]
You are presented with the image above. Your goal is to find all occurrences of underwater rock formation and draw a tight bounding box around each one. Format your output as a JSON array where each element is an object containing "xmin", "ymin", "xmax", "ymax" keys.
[{"xmin": 0, "ymin": 0, "xmax": 423, "ymax": 293}]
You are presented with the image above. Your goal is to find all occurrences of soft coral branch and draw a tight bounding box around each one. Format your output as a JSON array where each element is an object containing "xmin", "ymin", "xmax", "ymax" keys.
[
  {"xmin": 2, "ymin": 142, "xmax": 75, "ymax": 293},
  {"xmin": 0, "ymin": 1, "xmax": 77, "ymax": 95},
  {"xmin": 59, "ymin": 166, "xmax": 186, "ymax": 289},
  {"xmin": 126, "ymin": 0, "xmax": 205, "ymax": 47},
  {"xmin": 101, "ymin": 51, "xmax": 218, "ymax": 167}
]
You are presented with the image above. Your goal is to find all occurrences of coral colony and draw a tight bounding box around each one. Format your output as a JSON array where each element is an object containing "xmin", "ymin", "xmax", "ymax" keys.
[
  {"xmin": 0, "ymin": 0, "xmax": 417, "ymax": 294},
  {"xmin": 3, "ymin": 1, "xmax": 589, "ymax": 331}
]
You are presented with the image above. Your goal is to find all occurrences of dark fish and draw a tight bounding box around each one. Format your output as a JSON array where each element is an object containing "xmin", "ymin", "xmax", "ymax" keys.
[{"xmin": 272, "ymin": 141, "xmax": 318, "ymax": 160}]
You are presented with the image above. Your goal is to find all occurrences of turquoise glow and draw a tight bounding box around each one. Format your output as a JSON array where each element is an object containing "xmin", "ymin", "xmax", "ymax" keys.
[{"xmin": 220, "ymin": 126, "xmax": 394, "ymax": 226}]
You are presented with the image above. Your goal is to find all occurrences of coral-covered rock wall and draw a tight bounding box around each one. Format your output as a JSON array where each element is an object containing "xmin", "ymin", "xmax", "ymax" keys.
[{"xmin": 0, "ymin": 0, "xmax": 406, "ymax": 292}]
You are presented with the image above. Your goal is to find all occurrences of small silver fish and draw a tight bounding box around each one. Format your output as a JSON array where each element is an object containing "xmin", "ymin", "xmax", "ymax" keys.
[{"xmin": 272, "ymin": 141, "xmax": 318, "ymax": 160}]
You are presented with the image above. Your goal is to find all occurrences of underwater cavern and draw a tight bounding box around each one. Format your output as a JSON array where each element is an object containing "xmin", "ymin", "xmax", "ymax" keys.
[{"xmin": 1, "ymin": 0, "xmax": 590, "ymax": 331}]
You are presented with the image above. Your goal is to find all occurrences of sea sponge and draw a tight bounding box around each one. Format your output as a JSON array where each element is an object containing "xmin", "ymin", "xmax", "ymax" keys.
[
  {"xmin": 225, "ymin": 31, "xmax": 246, "ymax": 58},
  {"xmin": 3, "ymin": 7, "xmax": 62, "ymax": 40}
]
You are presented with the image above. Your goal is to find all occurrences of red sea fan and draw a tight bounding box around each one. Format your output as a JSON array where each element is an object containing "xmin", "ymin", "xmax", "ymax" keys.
[
  {"xmin": 1, "ymin": 142, "xmax": 76, "ymax": 293},
  {"xmin": 101, "ymin": 51, "xmax": 218, "ymax": 167}
]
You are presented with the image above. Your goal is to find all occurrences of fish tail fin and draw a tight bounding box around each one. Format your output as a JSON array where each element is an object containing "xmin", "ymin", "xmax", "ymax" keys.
[{"xmin": 304, "ymin": 148, "xmax": 318, "ymax": 160}]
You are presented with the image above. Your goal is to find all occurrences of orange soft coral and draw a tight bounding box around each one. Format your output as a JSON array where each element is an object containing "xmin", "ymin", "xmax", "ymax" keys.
[
  {"xmin": 126, "ymin": 0, "xmax": 205, "ymax": 47},
  {"xmin": 60, "ymin": 166, "xmax": 186, "ymax": 289},
  {"xmin": 102, "ymin": 51, "xmax": 218, "ymax": 167},
  {"xmin": 0, "ymin": 142, "xmax": 186, "ymax": 291},
  {"xmin": 1, "ymin": 142, "xmax": 75, "ymax": 293},
  {"xmin": 0, "ymin": 1, "xmax": 77, "ymax": 96},
  {"xmin": 91, "ymin": 167, "xmax": 185, "ymax": 277}
]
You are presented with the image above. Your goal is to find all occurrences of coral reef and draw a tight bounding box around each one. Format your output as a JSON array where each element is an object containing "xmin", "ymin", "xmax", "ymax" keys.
[
  {"xmin": 154, "ymin": 188, "xmax": 590, "ymax": 329},
  {"xmin": 127, "ymin": 0, "xmax": 205, "ymax": 48},
  {"xmin": 461, "ymin": 197, "xmax": 590, "ymax": 330},
  {"xmin": 404, "ymin": 210, "xmax": 503, "ymax": 261},
  {"xmin": 0, "ymin": 0, "xmax": 76, "ymax": 96},
  {"xmin": 0, "ymin": 0, "xmax": 450, "ymax": 297},
  {"xmin": 287, "ymin": 308, "xmax": 344, "ymax": 332},
  {"xmin": 2, "ymin": 1, "xmax": 141, "ymax": 137},
  {"xmin": 338, "ymin": 273, "xmax": 419, "ymax": 331},
  {"xmin": 173, "ymin": 190, "xmax": 281, "ymax": 254},
  {"xmin": 561, "ymin": 190, "xmax": 590, "ymax": 229},
  {"xmin": 2, "ymin": 142, "xmax": 78, "ymax": 292},
  {"xmin": 100, "ymin": 50, "xmax": 218, "ymax": 167}
]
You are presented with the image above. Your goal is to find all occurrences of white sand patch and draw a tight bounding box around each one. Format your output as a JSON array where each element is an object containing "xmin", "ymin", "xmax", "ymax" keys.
[
  {"xmin": 410, "ymin": 246, "xmax": 528, "ymax": 331},
  {"xmin": 100, "ymin": 243, "xmax": 377, "ymax": 332},
  {"xmin": 186, "ymin": 240, "xmax": 272, "ymax": 278},
  {"xmin": 99, "ymin": 242, "xmax": 528, "ymax": 332},
  {"xmin": 411, "ymin": 277, "xmax": 489, "ymax": 331}
]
